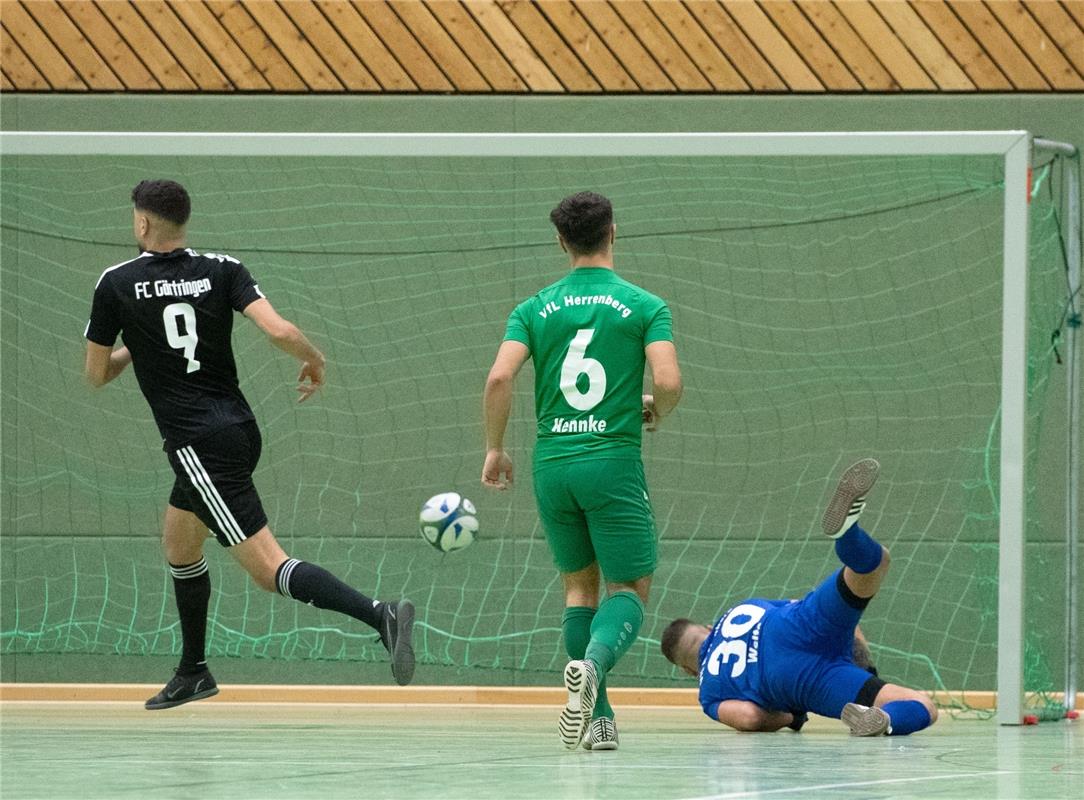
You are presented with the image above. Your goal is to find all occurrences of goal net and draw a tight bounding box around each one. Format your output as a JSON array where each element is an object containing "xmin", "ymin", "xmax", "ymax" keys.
[{"xmin": 0, "ymin": 133, "xmax": 1073, "ymax": 717}]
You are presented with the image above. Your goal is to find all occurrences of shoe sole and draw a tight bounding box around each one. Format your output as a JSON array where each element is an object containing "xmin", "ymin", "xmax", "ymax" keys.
[
  {"xmin": 145, "ymin": 685, "xmax": 219, "ymax": 711},
  {"xmin": 559, "ymin": 661, "xmax": 597, "ymax": 750},
  {"xmin": 822, "ymin": 458, "xmax": 880, "ymax": 538},
  {"xmin": 390, "ymin": 600, "xmax": 416, "ymax": 686},
  {"xmin": 841, "ymin": 702, "xmax": 890, "ymax": 736}
]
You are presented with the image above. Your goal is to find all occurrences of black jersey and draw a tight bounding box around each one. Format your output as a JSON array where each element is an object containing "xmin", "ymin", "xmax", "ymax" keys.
[{"xmin": 85, "ymin": 248, "xmax": 264, "ymax": 448}]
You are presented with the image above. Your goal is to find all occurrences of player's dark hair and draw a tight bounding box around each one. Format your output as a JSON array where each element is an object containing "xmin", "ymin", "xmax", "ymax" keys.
[
  {"xmin": 549, "ymin": 191, "xmax": 613, "ymax": 255},
  {"xmin": 131, "ymin": 179, "xmax": 191, "ymax": 226},
  {"xmin": 660, "ymin": 618, "xmax": 695, "ymax": 666}
]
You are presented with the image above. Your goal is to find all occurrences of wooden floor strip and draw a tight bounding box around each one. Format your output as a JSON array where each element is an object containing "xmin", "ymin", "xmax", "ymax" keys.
[{"xmin": 4, "ymin": 683, "xmax": 1075, "ymax": 710}]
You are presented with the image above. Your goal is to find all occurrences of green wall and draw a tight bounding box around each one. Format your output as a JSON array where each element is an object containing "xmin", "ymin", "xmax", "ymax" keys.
[
  {"xmin": 1, "ymin": 95, "xmax": 1080, "ymax": 691},
  {"xmin": 1, "ymin": 93, "xmax": 1080, "ymax": 141}
]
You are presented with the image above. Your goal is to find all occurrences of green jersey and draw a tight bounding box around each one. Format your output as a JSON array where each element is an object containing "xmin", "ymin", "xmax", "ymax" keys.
[{"xmin": 504, "ymin": 267, "xmax": 673, "ymax": 463}]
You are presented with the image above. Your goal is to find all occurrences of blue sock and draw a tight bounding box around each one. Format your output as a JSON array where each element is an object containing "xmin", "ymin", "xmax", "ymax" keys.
[
  {"xmin": 882, "ymin": 700, "xmax": 932, "ymax": 735},
  {"xmin": 834, "ymin": 524, "xmax": 883, "ymax": 574}
]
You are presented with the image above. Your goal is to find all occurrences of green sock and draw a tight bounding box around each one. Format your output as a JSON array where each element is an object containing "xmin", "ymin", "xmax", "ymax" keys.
[
  {"xmin": 585, "ymin": 591, "xmax": 644, "ymax": 675},
  {"xmin": 563, "ymin": 606, "xmax": 613, "ymax": 719}
]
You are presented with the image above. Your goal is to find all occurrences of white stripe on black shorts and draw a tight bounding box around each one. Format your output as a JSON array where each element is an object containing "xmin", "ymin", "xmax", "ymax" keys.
[{"xmin": 167, "ymin": 421, "xmax": 268, "ymax": 547}]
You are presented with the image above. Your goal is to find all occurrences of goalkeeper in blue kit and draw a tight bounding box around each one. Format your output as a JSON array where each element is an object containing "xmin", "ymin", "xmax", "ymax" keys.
[{"xmin": 661, "ymin": 459, "xmax": 938, "ymax": 736}]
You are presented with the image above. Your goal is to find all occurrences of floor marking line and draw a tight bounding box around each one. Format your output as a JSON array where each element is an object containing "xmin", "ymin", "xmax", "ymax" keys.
[{"xmin": 677, "ymin": 770, "xmax": 1015, "ymax": 800}]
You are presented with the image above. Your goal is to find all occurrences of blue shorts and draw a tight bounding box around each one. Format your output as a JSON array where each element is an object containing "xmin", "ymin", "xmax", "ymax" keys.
[{"xmin": 758, "ymin": 569, "xmax": 879, "ymax": 718}]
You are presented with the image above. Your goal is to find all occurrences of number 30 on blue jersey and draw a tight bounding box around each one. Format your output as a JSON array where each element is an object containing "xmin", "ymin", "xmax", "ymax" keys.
[{"xmin": 705, "ymin": 604, "xmax": 767, "ymax": 679}]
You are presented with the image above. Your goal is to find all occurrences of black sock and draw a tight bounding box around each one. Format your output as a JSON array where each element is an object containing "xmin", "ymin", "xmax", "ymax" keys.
[
  {"xmin": 275, "ymin": 558, "xmax": 381, "ymax": 630},
  {"xmin": 170, "ymin": 558, "xmax": 210, "ymax": 675}
]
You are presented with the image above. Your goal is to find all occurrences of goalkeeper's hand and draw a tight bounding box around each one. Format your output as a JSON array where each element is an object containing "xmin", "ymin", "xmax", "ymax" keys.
[{"xmin": 786, "ymin": 711, "xmax": 809, "ymax": 732}]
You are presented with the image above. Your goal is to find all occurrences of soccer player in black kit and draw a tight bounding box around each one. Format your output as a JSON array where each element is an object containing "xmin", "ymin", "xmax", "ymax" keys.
[{"xmin": 84, "ymin": 180, "xmax": 415, "ymax": 709}]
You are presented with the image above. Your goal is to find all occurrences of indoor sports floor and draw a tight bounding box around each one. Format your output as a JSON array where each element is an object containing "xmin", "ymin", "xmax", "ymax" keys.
[{"xmin": 1, "ymin": 701, "xmax": 1080, "ymax": 799}]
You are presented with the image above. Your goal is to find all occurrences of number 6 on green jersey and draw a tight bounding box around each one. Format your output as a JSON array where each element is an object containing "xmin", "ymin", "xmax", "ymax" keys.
[{"xmin": 560, "ymin": 328, "xmax": 606, "ymax": 411}]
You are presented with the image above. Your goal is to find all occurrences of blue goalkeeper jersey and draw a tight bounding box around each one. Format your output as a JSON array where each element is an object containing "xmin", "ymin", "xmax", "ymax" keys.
[
  {"xmin": 697, "ymin": 599, "xmax": 792, "ymax": 722},
  {"xmin": 698, "ymin": 571, "xmax": 881, "ymax": 721}
]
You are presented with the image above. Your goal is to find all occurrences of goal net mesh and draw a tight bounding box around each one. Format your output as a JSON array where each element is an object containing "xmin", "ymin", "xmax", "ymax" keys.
[{"xmin": 0, "ymin": 149, "xmax": 1071, "ymax": 709}]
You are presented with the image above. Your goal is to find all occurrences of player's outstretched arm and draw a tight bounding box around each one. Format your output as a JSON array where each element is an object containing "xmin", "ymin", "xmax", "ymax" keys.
[
  {"xmin": 243, "ymin": 298, "xmax": 325, "ymax": 403},
  {"xmin": 482, "ymin": 340, "xmax": 529, "ymax": 490},
  {"xmin": 84, "ymin": 342, "xmax": 132, "ymax": 388},
  {"xmin": 643, "ymin": 341, "xmax": 681, "ymax": 431},
  {"xmin": 715, "ymin": 700, "xmax": 794, "ymax": 732}
]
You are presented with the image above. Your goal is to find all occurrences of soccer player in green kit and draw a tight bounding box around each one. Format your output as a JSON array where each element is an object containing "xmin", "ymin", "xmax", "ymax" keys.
[{"xmin": 482, "ymin": 192, "xmax": 682, "ymax": 751}]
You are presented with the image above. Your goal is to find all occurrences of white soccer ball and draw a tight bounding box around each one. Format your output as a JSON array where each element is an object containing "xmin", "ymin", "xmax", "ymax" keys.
[{"xmin": 419, "ymin": 492, "xmax": 478, "ymax": 553}]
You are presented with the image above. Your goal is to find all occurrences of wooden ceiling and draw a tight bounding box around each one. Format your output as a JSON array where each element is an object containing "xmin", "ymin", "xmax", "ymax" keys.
[{"xmin": 2, "ymin": 1, "xmax": 1082, "ymax": 93}]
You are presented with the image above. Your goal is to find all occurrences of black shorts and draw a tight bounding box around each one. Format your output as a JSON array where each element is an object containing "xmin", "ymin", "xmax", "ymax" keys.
[{"xmin": 167, "ymin": 421, "xmax": 268, "ymax": 547}]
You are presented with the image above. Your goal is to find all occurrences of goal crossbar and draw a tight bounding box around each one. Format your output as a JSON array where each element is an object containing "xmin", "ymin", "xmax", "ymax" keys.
[{"xmin": 0, "ymin": 130, "xmax": 1027, "ymax": 158}]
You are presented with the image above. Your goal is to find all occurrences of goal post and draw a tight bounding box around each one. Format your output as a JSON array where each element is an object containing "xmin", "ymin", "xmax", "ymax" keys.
[
  {"xmin": 1034, "ymin": 137, "xmax": 1082, "ymax": 718},
  {"xmin": 0, "ymin": 130, "xmax": 1074, "ymax": 723},
  {"xmin": 996, "ymin": 133, "xmax": 1030, "ymax": 727}
]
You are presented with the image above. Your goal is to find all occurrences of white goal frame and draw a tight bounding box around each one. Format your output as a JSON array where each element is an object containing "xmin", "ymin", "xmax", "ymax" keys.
[{"xmin": 0, "ymin": 129, "xmax": 1050, "ymax": 724}]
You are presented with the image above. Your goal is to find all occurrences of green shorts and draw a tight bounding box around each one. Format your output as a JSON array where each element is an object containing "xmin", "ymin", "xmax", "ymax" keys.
[{"xmin": 532, "ymin": 457, "xmax": 656, "ymax": 583}]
